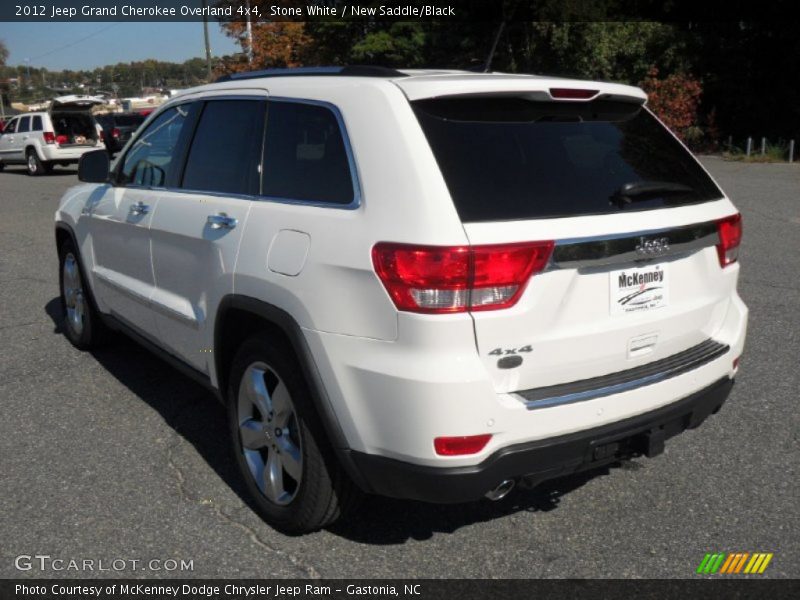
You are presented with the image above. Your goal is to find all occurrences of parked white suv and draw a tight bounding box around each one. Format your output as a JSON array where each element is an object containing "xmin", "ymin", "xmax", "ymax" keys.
[
  {"xmin": 54, "ymin": 67, "xmax": 747, "ymax": 533},
  {"xmin": 0, "ymin": 95, "xmax": 104, "ymax": 175}
]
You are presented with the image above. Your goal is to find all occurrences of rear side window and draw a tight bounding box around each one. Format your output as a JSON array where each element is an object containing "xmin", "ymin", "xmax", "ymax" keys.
[
  {"xmin": 120, "ymin": 106, "xmax": 190, "ymax": 187},
  {"xmin": 32, "ymin": 116, "xmax": 43, "ymax": 131},
  {"xmin": 182, "ymin": 100, "xmax": 265, "ymax": 195},
  {"xmin": 413, "ymin": 97, "xmax": 723, "ymax": 222},
  {"xmin": 262, "ymin": 101, "xmax": 354, "ymax": 205},
  {"xmin": 17, "ymin": 116, "xmax": 30, "ymax": 133}
]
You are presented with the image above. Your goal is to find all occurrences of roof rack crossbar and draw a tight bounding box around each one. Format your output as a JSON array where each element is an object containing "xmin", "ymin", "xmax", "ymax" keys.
[{"xmin": 215, "ymin": 65, "xmax": 407, "ymax": 83}]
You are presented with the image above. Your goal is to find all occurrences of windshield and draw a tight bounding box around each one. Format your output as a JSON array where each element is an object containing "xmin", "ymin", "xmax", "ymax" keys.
[{"xmin": 413, "ymin": 97, "xmax": 723, "ymax": 222}]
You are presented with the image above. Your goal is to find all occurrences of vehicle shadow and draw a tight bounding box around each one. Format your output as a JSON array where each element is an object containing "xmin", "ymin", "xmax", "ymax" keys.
[
  {"xmin": 44, "ymin": 296, "xmax": 625, "ymax": 544},
  {"xmin": 328, "ymin": 464, "xmax": 619, "ymax": 544}
]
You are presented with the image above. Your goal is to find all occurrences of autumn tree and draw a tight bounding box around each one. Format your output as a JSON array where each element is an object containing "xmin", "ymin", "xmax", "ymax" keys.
[
  {"xmin": 640, "ymin": 67, "xmax": 703, "ymax": 144},
  {"xmin": 218, "ymin": 21, "xmax": 311, "ymax": 75}
]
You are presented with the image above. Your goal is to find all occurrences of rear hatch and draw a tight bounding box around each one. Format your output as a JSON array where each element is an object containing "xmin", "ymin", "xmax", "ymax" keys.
[
  {"xmin": 409, "ymin": 86, "xmax": 740, "ymax": 395},
  {"xmin": 50, "ymin": 95, "xmax": 105, "ymax": 147},
  {"xmin": 49, "ymin": 95, "xmax": 105, "ymax": 112}
]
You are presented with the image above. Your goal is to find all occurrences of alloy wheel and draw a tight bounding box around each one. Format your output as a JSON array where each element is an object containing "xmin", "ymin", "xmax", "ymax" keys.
[
  {"xmin": 62, "ymin": 253, "xmax": 85, "ymax": 337},
  {"xmin": 237, "ymin": 362, "xmax": 303, "ymax": 505}
]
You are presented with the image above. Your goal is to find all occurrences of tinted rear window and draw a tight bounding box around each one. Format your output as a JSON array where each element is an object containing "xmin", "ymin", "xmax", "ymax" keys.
[
  {"xmin": 262, "ymin": 101, "xmax": 354, "ymax": 205},
  {"xmin": 413, "ymin": 97, "xmax": 723, "ymax": 222},
  {"xmin": 182, "ymin": 100, "xmax": 265, "ymax": 195},
  {"xmin": 32, "ymin": 116, "xmax": 43, "ymax": 131}
]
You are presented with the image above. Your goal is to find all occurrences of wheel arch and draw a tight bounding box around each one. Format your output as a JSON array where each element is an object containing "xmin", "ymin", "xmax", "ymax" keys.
[
  {"xmin": 25, "ymin": 143, "xmax": 46, "ymax": 162},
  {"xmin": 214, "ymin": 295, "xmax": 347, "ymax": 446},
  {"xmin": 214, "ymin": 295, "xmax": 369, "ymax": 489},
  {"xmin": 55, "ymin": 222, "xmax": 102, "ymax": 316}
]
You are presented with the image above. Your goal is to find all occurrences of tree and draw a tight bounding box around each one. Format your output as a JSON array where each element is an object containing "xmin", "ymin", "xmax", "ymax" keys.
[
  {"xmin": 0, "ymin": 40, "xmax": 8, "ymax": 67},
  {"xmin": 218, "ymin": 21, "xmax": 311, "ymax": 74},
  {"xmin": 641, "ymin": 67, "xmax": 704, "ymax": 144}
]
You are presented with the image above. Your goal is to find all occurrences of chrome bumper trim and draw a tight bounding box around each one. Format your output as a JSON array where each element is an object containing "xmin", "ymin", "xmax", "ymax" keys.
[{"xmin": 516, "ymin": 339, "xmax": 730, "ymax": 410}]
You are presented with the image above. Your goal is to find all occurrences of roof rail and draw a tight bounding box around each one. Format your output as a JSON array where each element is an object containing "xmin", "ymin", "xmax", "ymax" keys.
[{"xmin": 214, "ymin": 65, "xmax": 407, "ymax": 83}]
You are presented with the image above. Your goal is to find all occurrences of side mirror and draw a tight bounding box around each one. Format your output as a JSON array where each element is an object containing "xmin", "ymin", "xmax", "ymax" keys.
[{"xmin": 78, "ymin": 149, "xmax": 110, "ymax": 183}]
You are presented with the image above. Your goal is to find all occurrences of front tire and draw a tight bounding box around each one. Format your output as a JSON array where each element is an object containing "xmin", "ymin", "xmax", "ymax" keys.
[
  {"xmin": 58, "ymin": 239, "xmax": 106, "ymax": 349},
  {"xmin": 228, "ymin": 334, "xmax": 358, "ymax": 534}
]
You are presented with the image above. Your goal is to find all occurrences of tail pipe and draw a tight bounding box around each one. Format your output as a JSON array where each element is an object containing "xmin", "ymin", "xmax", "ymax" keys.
[{"xmin": 485, "ymin": 479, "xmax": 515, "ymax": 501}]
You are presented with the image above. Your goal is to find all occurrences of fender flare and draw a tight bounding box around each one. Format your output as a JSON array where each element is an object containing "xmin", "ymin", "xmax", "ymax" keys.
[
  {"xmin": 25, "ymin": 143, "xmax": 46, "ymax": 162},
  {"xmin": 54, "ymin": 222, "xmax": 102, "ymax": 313},
  {"xmin": 214, "ymin": 295, "xmax": 369, "ymax": 489}
]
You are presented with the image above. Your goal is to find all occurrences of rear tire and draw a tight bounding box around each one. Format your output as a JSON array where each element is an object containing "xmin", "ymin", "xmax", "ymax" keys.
[
  {"xmin": 26, "ymin": 148, "xmax": 45, "ymax": 176},
  {"xmin": 228, "ymin": 334, "xmax": 359, "ymax": 534},
  {"xmin": 58, "ymin": 238, "xmax": 108, "ymax": 349}
]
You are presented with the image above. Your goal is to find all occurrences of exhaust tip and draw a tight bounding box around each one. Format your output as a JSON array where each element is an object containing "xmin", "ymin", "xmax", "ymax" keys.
[{"xmin": 485, "ymin": 479, "xmax": 515, "ymax": 501}]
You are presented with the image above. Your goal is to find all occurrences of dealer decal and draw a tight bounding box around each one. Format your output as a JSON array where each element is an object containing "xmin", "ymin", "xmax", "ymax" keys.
[{"xmin": 610, "ymin": 264, "xmax": 669, "ymax": 315}]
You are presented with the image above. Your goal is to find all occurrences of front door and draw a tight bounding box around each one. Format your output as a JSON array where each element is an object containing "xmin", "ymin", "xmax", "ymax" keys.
[
  {"xmin": 0, "ymin": 117, "xmax": 20, "ymax": 162},
  {"xmin": 89, "ymin": 104, "xmax": 195, "ymax": 338},
  {"xmin": 148, "ymin": 97, "xmax": 266, "ymax": 371}
]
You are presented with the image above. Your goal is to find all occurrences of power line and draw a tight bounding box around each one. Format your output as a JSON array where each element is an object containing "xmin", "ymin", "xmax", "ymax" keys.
[{"xmin": 27, "ymin": 23, "xmax": 120, "ymax": 62}]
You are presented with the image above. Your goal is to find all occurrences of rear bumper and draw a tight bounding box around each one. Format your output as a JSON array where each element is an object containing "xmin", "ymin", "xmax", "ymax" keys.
[
  {"xmin": 348, "ymin": 376, "xmax": 733, "ymax": 503},
  {"xmin": 41, "ymin": 145, "xmax": 102, "ymax": 161}
]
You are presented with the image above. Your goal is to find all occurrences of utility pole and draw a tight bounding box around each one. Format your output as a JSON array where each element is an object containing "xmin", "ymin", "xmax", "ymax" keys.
[
  {"xmin": 245, "ymin": 0, "xmax": 254, "ymax": 64},
  {"xmin": 202, "ymin": 0, "xmax": 212, "ymax": 81},
  {"xmin": 484, "ymin": 22, "xmax": 505, "ymax": 73}
]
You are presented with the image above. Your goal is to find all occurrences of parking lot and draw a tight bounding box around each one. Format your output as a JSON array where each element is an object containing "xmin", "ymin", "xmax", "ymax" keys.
[{"xmin": 0, "ymin": 157, "xmax": 797, "ymax": 578}]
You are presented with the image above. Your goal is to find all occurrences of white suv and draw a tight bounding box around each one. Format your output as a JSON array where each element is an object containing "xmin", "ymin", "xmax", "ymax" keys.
[
  {"xmin": 54, "ymin": 67, "xmax": 747, "ymax": 533},
  {"xmin": 0, "ymin": 95, "xmax": 104, "ymax": 175}
]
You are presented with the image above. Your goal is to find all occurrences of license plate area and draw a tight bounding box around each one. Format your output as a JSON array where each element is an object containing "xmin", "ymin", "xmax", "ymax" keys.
[{"xmin": 610, "ymin": 263, "xmax": 669, "ymax": 315}]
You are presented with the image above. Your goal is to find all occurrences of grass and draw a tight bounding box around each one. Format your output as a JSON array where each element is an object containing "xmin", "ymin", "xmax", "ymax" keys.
[{"xmin": 722, "ymin": 140, "xmax": 795, "ymax": 163}]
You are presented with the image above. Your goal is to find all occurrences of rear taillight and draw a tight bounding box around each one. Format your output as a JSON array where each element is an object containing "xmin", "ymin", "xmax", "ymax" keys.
[
  {"xmin": 43, "ymin": 131, "xmax": 56, "ymax": 144},
  {"xmin": 56, "ymin": 134, "xmax": 69, "ymax": 144},
  {"xmin": 434, "ymin": 434, "xmax": 492, "ymax": 456},
  {"xmin": 716, "ymin": 213, "xmax": 742, "ymax": 267},
  {"xmin": 111, "ymin": 127, "xmax": 120, "ymax": 138},
  {"xmin": 372, "ymin": 241, "xmax": 554, "ymax": 314}
]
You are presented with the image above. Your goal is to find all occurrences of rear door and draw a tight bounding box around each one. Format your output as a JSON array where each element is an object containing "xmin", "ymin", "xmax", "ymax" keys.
[
  {"xmin": 13, "ymin": 116, "xmax": 30, "ymax": 160},
  {"xmin": 89, "ymin": 104, "xmax": 195, "ymax": 338},
  {"xmin": 148, "ymin": 95, "xmax": 265, "ymax": 371},
  {"xmin": 412, "ymin": 94, "xmax": 739, "ymax": 394}
]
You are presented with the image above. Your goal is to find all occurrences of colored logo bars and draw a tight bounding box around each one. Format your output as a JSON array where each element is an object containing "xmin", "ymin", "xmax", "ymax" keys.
[{"xmin": 697, "ymin": 552, "xmax": 774, "ymax": 574}]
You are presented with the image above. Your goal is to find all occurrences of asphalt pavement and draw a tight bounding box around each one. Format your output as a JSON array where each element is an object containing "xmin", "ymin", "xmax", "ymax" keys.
[{"xmin": 0, "ymin": 157, "xmax": 797, "ymax": 578}]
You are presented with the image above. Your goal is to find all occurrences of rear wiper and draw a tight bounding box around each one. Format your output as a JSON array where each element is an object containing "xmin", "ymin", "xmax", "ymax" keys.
[{"xmin": 611, "ymin": 181, "xmax": 693, "ymax": 208}]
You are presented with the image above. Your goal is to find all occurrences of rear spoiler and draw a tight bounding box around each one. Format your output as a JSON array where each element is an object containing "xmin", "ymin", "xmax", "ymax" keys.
[{"xmin": 395, "ymin": 76, "xmax": 647, "ymax": 104}]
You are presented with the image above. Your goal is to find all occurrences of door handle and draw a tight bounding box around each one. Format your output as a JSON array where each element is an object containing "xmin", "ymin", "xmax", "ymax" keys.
[
  {"xmin": 129, "ymin": 201, "xmax": 149, "ymax": 216},
  {"xmin": 207, "ymin": 212, "xmax": 238, "ymax": 230}
]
